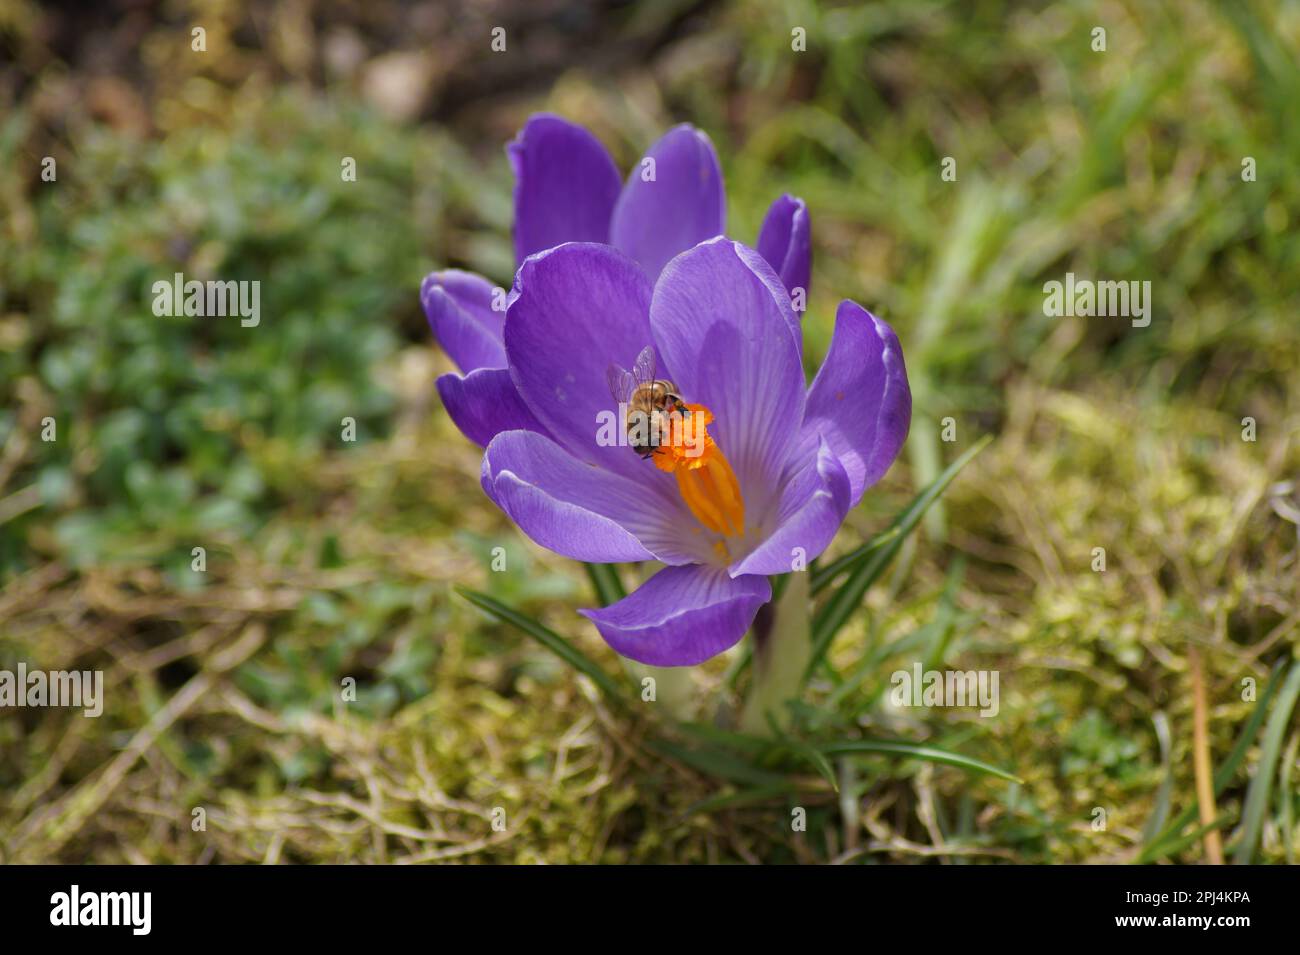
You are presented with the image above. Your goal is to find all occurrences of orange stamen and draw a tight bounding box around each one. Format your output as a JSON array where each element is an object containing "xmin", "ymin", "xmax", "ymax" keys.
[{"xmin": 651, "ymin": 403, "xmax": 745, "ymax": 538}]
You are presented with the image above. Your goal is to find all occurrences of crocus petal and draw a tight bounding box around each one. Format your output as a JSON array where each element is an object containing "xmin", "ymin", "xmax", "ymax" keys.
[
  {"xmin": 579, "ymin": 564, "xmax": 770, "ymax": 667},
  {"xmin": 482, "ymin": 430, "xmax": 711, "ymax": 565},
  {"xmin": 652, "ymin": 238, "xmax": 805, "ymax": 520},
  {"xmin": 508, "ymin": 114, "xmax": 622, "ymax": 264},
  {"xmin": 436, "ymin": 368, "xmax": 548, "ymax": 447},
  {"xmin": 505, "ymin": 242, "xmax": 673, "ymax": 485},
  {"xmin": 421, "ymin": 269, "xmax": 507, "ymax": 373},
  {"xmin": 731, "ymin": 437, "xmax": 851, "ymax": 576},
  {"xmin": 756, "ymin": 194, "xmax": 811, "ymax": 300},
  {"xmin": 609, "ymin": 125, "xmax": 726, "ymax": 282},
  {"xmin": 802, "ymin": 300, "xmax": 912, "ymax": 506},
  {"xmin": 482, "ymin": 431, "xmax": 652, "ymax": 563}
]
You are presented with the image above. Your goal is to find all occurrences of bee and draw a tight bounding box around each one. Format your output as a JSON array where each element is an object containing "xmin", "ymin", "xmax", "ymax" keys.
[{"xmin": 606, "ymin": 345, "xmax": 688, "ymax": 459}]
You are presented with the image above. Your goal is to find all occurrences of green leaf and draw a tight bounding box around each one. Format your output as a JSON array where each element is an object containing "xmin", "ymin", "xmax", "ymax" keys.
[
  {"xmin": 780, "ymin": 737, "xmax": 840, "ymax": 792},
  {"xmin": 819, "ymin": 738, "xmax": 1022, "ymax": 784},
  {"xmin": 806, "ymin": 435, "xmax": 992, "ymax": 682},
  {"xmin": 583, "ymin": 562, "xmax": 626, "ymax": 607},
  {"xmin": 455, "ymin": 586, "xmax": 626, "ymax": 703},
  {"xmin": 647, "ymin": 739, "xmax": 790, "ymax": 788},
  {"xmin": 672, "ymin": 722, "xmax": 837, "ymax": 791},
  {"xmin": 810, "ymin": 525, "xmax": 900, "ymax": 595},
  {"xmin": 1232, "ymin": 656, "xmax": 1300, "ymax": 864},
  {"xmin": 675, "ymin": 720, "xmax": 772, "ymax": 753}
]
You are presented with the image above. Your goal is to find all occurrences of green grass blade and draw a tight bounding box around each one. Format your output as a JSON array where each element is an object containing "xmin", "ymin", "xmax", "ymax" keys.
[
  {"xmin": 675, "ymin": 720, "xmax": 771, "ymax": 753},
  {"xmin": 806, "ymin": 436, "xmax": 992, "ymax": 682},
  {"xmin": 1212, "ymin": 662, "xmax": 1285, "ymax": 793},
  {"xmin": 721, "ymin": 642, "xmax": 754, "ymax": 691},
  {"xmin": 1145, "ymin": 813, "xmax": 1236, "ymax": 864},
  {"xmin": 647, "ymin": 739, "xmax": 790, "ymax": 787},
  {"xmin": 1232, "ymin": 657, "xmax": 1300, "ymax": 864},
  {"xmin": 673, "ymin": 722, "xmax": 838, "ymax": 792},
  {"xmin": 1139, "ymin": 712, "xmax": 1175, "ymax": 845},
  {"xmin": 1137, "ymin": 660, "xmax": 1285, "ymax": 862},
  {"xmin": 810, "ymin": 526, "xmax": 901, "ymax": 595},
  {"xmin": 820, "ymin": 739, "xmax": 1022, "ymax": 784},
  {"xmin": 813, "ymin": 435, "xmax": 991, "ymax": 596},
  {"xmin": 773, "ymin": 732, "xmax": 839, "ymax": 792},
  {"xmin": 1280, "ymin": 729, "xmax": 1299, "ymax": 865},
  {"xmin": 583, "ymin": 562, "xmax": 626, "ymax": 606},
  {"xmin": 455, "ymin": 586, "xmax": 626, "ymax": 703}
]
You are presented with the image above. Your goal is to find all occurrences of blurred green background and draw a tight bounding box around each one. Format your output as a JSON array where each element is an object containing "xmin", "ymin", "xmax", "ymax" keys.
[{"xmin": 1, "ymin": 0, "xmax": 1298, "ymax": 863}]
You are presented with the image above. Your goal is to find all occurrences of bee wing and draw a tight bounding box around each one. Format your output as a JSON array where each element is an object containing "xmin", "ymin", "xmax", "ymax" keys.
[
  {"xmin": 606, "ymin": 363, "xmax": 635, "ymax": 406},
  {"xmin": 632, "ymin": 345, "xmax": 657, "ymax": 390}
]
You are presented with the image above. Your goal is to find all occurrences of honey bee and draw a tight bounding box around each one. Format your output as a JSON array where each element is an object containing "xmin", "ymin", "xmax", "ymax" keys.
[{"xmin": 606, "ymin": 345, "xmax": 688, "ymax": 459}]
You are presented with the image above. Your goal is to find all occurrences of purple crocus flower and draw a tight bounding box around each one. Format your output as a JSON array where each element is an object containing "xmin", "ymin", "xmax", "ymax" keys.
[
  {"xmin": 452, "ymin": 240, "xmax": 910, "ymax": 666},
  {"xmin": 425, "ymin": 115, "xmax": 811, "ymax": 445},
  {"xmin": 424, "ymin": 120, "xmax": 910, "ymax": 667}
]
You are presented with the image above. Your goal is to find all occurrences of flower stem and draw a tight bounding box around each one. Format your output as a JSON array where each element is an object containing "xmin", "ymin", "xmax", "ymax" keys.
[
  {"xmin": 630, "ymin": 663, "xmax": 696, "ymax": 721},
  {"xmin": 739, "ymin": 571, "xmax": 811, "ymax": 735}
]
